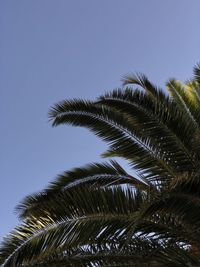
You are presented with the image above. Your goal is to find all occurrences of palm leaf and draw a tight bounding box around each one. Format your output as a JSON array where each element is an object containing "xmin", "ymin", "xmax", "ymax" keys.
[
  {"xmin": 49, "ymin": 99, "xmax": 179, "ymax": 185},
  {"xmin": 15, "ymin": 161, "xmax": 148, "ymax": 220}
]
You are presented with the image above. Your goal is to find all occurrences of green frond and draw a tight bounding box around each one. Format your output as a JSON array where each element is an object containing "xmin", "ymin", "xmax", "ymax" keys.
[
  {"xmin": 122, "ymin": 73, "xmax": 161, "ymax": 98},
  {"xmin": 167, "ymin": 79, "xmax": 200, "ymax": 128},
  {"xmin": 98, "ymin": 88, "xmax": 195, "ymax": 173},
  {"xmin": 49, "ymin": 99, "xmax": 180, "ymax": 185},
  {"xmin": 16, "ymin": 161, "xmax": 148, "ymax": 220},
  {"xmin": 15, "ymin": 240, "xmax": 199, "ymax": 267},
  {"xmin": 0, "ymin": 188, "xmax": 148, "ymax": 266}
]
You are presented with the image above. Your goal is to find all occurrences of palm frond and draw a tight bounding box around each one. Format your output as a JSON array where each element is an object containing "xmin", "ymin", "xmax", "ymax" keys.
[
  {"xmin": 0, "ymin": 187, "xmax": 147, "ymax": 266},
  {"xmin": 16, "ymin": 161, "xmax": 148, "ymax": 220},
  {"xmin": 49, "ymin": 99, "xmax": 179, "ymax": 185},
  {"xmin": 97, "ymin": 88, "xmax": 195, "ymax": 173},
  {"xmin": 17, "ymin": 240, "xmax": 200, "ymax": 267},
  {"xmin": 194, "ymin": 63, "xmax": 200, "ymax": 84},
  {"xmin": 122, "ymin": 73, "xmax": 162, "ymax": 98},
  {"xmin": 166, "ymin": 79, "xmax": 200, "ymax": 128}
]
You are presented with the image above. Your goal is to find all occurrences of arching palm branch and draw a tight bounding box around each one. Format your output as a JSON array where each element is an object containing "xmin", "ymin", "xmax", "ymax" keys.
[{"xmin": 1, "ymin": 65, "xmax": 200, "ymax": 266}]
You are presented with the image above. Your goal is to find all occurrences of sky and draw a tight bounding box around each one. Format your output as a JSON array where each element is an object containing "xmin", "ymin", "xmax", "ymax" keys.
[{"xmin": 0, "ymin": 0, "xmax": 200, "ymax": 240}]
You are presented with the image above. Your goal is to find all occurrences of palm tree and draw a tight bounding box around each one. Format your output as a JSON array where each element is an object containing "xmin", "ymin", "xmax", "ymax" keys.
[{"xmin": 1, "ymin": 65, "xmax": 200, "ymax": 267}]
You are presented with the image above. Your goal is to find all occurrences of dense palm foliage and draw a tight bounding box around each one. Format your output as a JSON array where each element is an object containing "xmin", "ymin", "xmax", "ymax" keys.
[{"xmin": 1, "ymin": 65, "xmax": 200, "ymax": 266}]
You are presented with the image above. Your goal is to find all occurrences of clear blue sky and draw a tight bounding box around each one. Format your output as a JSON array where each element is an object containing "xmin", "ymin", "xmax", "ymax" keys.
[{"xmin": 0, "ymin": 0, "xmax": 200, "ymax": 240}]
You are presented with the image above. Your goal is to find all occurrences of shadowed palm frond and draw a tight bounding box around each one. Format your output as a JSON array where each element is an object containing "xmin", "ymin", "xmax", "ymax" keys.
[
  {"xmin": 49, "ymin": 98, "xmax": 181, "ymax": 185},
  {"xmin": 15, "ymin": 161, "xmax": 149, "ymax": 220}
]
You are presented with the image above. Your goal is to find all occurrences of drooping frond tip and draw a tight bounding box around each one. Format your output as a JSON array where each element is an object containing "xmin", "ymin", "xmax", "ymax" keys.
[{"xmin": 122, "ymin": 72, "xmax": 161, "ymax": 98}]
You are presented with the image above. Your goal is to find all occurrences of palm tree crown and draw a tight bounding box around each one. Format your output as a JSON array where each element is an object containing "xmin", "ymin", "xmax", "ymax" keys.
[{"xmin": 1, "ymin": 65, "xmax": 200, "ymax": 266}]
